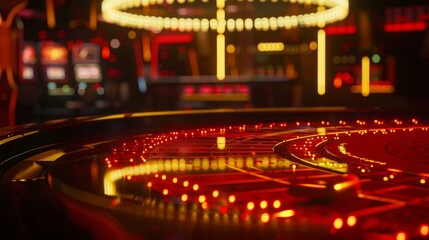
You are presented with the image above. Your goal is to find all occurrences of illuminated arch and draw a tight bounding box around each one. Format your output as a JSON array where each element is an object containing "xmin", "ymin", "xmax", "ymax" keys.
[{"xmin": 101, "ymin": 0, "xmax": 349, "ymax": 80}]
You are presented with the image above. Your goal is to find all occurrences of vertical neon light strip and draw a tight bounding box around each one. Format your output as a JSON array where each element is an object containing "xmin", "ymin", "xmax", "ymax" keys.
[
  {"xmin": 317, "ymin": 29, "xmax": 326, "ymax": 95},
  {"xmin": 216, "ymin": 0, "xmax": 225, "ymax": 80},
  {"xmin": 89, "ymin": 0, "xmax": 98, "ymax": 30},
  {"xmin": 217, "ymin": 35, "xmax": 225, "ymax": 80},
  {"xmin": 46, "ymin": 0, "xmax": 56, "ymax": 28},
  {"xmin": 361, "ymin": 56, "xmax": 370, "ymax": 97},
  {"xmin": 142, "ymin": 33, "xmax": 151, "ymax": 62}
]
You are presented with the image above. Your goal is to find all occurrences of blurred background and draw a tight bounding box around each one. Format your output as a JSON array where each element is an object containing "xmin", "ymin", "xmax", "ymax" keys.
[{"xmin": 1, "ymin": 0, "xmax": 429, "ymax": 126}]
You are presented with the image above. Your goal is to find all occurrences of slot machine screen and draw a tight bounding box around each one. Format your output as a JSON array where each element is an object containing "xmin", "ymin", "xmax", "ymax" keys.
[
  {"xmin": 41, "ymin": 45, "xmax": 68, "ymax": 65},
  {"xmin": 73, "ymin": 43, "xmax": 100, "ymax": 63},
  {"xmin": 74, "ymin": 64, "xmax": 101, "ymax": 83},
  {"xmin": 44, "ymin": 66, "xmax": 67, "ymax": 81},
  {"xmin": 22, "ymin": 44, "xmax": 37, "ymax": 65},
  {"xmin": 22, "ymin": 66, "xmax": 35, "ymax": 80},
  {"xmin": 20, "ymin": 43, "xmax": 38, "ymax": 82}
]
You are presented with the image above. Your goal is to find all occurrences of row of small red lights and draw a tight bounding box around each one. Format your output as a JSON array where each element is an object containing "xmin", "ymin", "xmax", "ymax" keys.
[
  {"xmin": 281, "ymin": 120, "xmax": 429, "ymax": 188},
  {"xmin": 104, "ymin": 118, "xmax": 421, "ymax": 168},
  {"xmin": 106, "ymin": 119, "xmax": 418, "ymax": 167},
  {"xmin": 106, "ymin": 118, "xmax": 426, "ymax": 226},
  {"xmin": 104, "ymin": 124, "xmax": 275, "ymax": 168}
]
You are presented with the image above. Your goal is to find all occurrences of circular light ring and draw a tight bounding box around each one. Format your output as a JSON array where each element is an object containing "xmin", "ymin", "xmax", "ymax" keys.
[{"xmin": 101, "ymin": 0, "xmax": 349, "ymax": 32}]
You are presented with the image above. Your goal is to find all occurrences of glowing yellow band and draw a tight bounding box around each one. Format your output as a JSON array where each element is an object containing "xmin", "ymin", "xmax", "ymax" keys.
[
  {"xmin": 217, "ymin": 34, "xmax": 225, "ymax": 80},
  {"xmin": 361, "ymin": 56, "xmax": 370, "ymax": 97},
  {"xmin": 101, "ymin": 0, "xmax": 349, "ymax": 32},
  {"xmin": 317, "ymin": 29, "xmax": 326, "ymax": 96}
]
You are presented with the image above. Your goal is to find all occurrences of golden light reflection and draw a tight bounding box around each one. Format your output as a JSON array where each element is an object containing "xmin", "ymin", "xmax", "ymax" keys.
[
  {"xmin": 212, "ymin": 190, "xmax": 219, "ymax": 198},
  {"xmin": 261, "ymin": 213, "xmax": 270, "ymax": 223},
  {"xmin": 247, "ymin": 202, "xmax": 255, "ymax": 211},
  {"xmin": 333, "ymin": 218, "xmax": 343, "ymax": 229},
  {"xmin": 260, "ymin": 200, "xmax": 268, "ymax": 209},
  {"xmin": 333, "ymin": 176, "xmax": 358, "ymax": 191},
  {"xmin": 347, "ymin": 215, "xmax": 357, "ymax": 227},
  {"xmin": 396, "ymin": 232, "xmax": 407, "ymax": 240},
  {"xmin": 217, "ymin": 136, "xmax": 226, "ymax": 150},
  {"xmin": 273, "ymin": 209, "xmax": 295, "ymax": 218},
  {"xmin": 337, "ymin": 142, "xmax": 387, "ymax": 166},
  {"xmin": 183, "ymin": 180, "xmax": 189, "ymax": 187},
  {"xmin": 420, "ymin": 224, "xmax": 429, "ymax": 236},
  {"xmin": 273, "ymin": 200, "xmax": 281, "ymax": 209},
  {"xmin": 317, "ymin": 127, "xmax": 327, "ymax": 136}
]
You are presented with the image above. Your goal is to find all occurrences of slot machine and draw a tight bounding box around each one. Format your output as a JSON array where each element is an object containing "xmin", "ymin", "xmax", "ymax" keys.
[
  {"xmin": 40, "ymin": 42, "xmax": 75, "ymax": 110},
  {"xmin": 72, "ymin": 43, "xmax": 105, "ymax": 108}
]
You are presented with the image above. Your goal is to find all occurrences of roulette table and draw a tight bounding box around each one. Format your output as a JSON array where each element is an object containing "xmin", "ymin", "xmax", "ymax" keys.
[{"xmin": 2, "ymin": 108, "xmax": 429, "ymax": 240}]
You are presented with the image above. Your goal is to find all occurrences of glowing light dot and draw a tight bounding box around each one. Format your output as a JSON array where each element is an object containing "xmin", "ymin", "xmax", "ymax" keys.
[
  {"xmin": 421, "ymin": 179, "xmax": 426, "ymax": 184},
  {"xmin": 173, "ymin": 177, "xmax": 178, "ymax": 183},
  {"xmin": 147, "ymin": 182, "xmax": 152, "ymax": 188},
  {"xmin": 162, "ymin": 175, "xmax": 167, "ymax": 180},
  {"xmin": 183, "ymin": 181, "xmax": 189, "ymax": 187},
  {"xmin": 396, "ymin": 232, "xmax": 406, "ymax": 240},
  {"xmin": 228, "ymin": 195, "xmax": 236, "ymax": 203},
  {"xmin": 163, "ymin": 189, "xmax": 168, "ymax": 195},
  {"xmin": 383, "ymin": 176, "xmax": 389, "ymax": 181},
  {"xmin": 212, "ymin": 190, "xmax": 220, "ymax": 198},
  {"xmin": 193, "ymin": 184, "xmax": 199, "ymax": 191},
  {"xmin": 181, "ymin": 194, "xmax": 188, "ymax": 202},
  {"xmin": 202, "ymin": 202, "xmax": 208, "ymax": 209},
  {"xmin": 226, "ymin": 44, "xmax": 235, "ymax": 53},
  {"xmin": 371, "ymin": 54, "xmax": 381, "ymax": 63},
  {"xmin": 333, "ymin": 218, "xmax": 343, "ymax": 229},
  {"xmin": 309, "ymin": 41, "xmax": 317, "ymax": 50},
  {"xmin": 128, "ymin": 30, "xmax": 136, "ymax": 39},
  {"xmin": 261, "ymin": 213, "xmax": 270, "ymax": 223},
  {"xmin": 273, "ymin": 200, "xmax": 281, "ymax": 209},
  {"xmin": 110, "ymin": 38, "xmax": 120, "ymax": 48},
  {"xmin": 420, "ymin": 224, "xmax": 429, "ymax": 236},
  {"xmin": 126, "ymin": 176, "xmax": 131, "ymax": 180},
  {"xmin": 260, "ymin": 200, "xmax": 268, "ymax": 209},
  {"xmin": 247, "ymin": 202, "xmax": 255, "ymax": 211},
  {"xmin": 198, "ymin": 195, "xmax": 206, "ymax": 203},
  {"xmin": 347, "ymin": 216, "xmax": 357, "ymax": 227}
]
